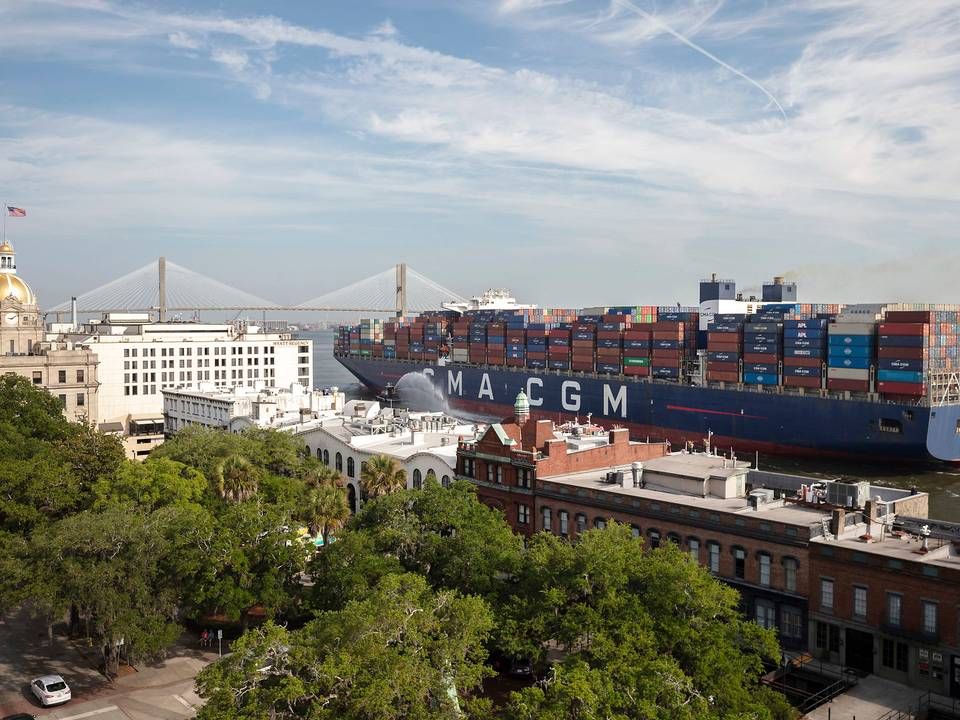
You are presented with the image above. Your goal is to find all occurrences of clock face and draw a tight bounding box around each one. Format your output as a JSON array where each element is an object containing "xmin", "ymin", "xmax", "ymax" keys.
[{"xmin": 4, "ymin": 313, "xmax": 17, "ymax": 325}]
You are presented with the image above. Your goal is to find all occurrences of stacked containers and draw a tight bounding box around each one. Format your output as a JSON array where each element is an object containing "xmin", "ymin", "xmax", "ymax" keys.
[
  {"xmin": 422, "ymin": 318, "xmax": 444, "ymax": 361},
  {"xmin": 383, "ymin": 320, "xmax": 398, "ymax": 360},
  {"xmin": 742, "ymin": 317, "xmax": 781, "ymax": 386},
  {"xmin": 877, "ymin": 317, "xmax": 929, "ymax": 397},
  {"xmin": 651, "ymin": 316, "xmax": 686, "ymax": 380},
  {"xmin": 486, "ymin": 321, "xmax": 506, "ymax": 366},
  {"xmin": 526, "ymin": 326, "xmax": 548, "ymax": 369},
  {"xmin": 395, "ymin": 324, "xmax": 411, "ymax": 360},
  {"xmin": 468, "ymin": 321, "xmax": 487, "ymax": 364},
  {"xmin": 623, "ymin": 323, "xmax": 652, "ymax": 376},
  {"xmin": 706, "ymin": 314, "xmax": 744, "ymax": 383},
  {"xmin": 548, "ymin": 327, "xmax": 571, "ymax": 370},
  {"xmin": 449, "ymin": 317, "xmax": 470, "ymax": 364},
  {"xmin": 506, "ymin": 325, "xmax": 526, "ymax": 367},
  {"xmin": 827, "ymin": 320, "xmax": 875, "ymax": 392},
  {"xmin": 597, "ymin": 313, "xmax": 629, "ymax": 374},
  {"xmin": 783, "ymin": 319, "xmax": 826, "ymax": 389},
  {"xmin": 408, "ymin": 320, "xmax": 425, "ymax": 361},
  {"xmin": 571, "ymin": 321, "xmax": 596, "ymax": 372}
]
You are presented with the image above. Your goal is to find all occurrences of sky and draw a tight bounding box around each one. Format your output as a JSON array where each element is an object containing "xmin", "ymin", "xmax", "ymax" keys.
[{"xmin": 1, "ymin": 0, "xmax": 959, "ymax": 311}]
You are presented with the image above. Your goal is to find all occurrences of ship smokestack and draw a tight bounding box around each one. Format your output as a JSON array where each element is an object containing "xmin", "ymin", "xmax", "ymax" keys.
[{"xmin": 71, "ymin": 296, "xmax": 78, "ymax": 330}]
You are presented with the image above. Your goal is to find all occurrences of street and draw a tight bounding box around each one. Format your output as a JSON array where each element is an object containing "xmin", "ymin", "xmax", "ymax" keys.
[{"xmin": 0, "ymin": 607, "xmax": 214, "ymax": 719}]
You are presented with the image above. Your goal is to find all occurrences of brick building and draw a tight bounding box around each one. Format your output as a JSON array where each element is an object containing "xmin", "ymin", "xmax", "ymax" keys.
[
  {"xmin": 809, "ymin": 512, "xmax": 960, "ymax": 698},
  {"xmin": 456, "ymin": 391, "xmax": 949, "ymax": 664}
]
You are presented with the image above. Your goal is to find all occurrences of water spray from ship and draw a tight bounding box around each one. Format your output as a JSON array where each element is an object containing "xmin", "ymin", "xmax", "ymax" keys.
[{"xmin": 395, "ymin": 371, "xmax": 499, "ymax": 423}]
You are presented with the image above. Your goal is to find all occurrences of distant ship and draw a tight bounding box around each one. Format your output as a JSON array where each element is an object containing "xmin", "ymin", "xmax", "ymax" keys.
[{"xmin": 335, "ymin": 280, "xmax": 960, "ymax": 463}]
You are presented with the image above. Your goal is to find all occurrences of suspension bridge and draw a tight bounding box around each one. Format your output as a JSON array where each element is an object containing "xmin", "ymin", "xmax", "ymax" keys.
[{"xmin": 45, "ymin": 258, "xmax": 467, "ymax": 320}]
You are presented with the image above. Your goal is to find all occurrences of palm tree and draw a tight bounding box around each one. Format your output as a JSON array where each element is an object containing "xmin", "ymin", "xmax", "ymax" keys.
[
  {"xmin": 360, "ymin": 454, "xmax": 407, "ymax": 499},
  {"xmin": 304, "ymin": 485, "xmax": 351, "ymax": 547},
  {"xmin": 215, "ymin": 454, "xmax": 259, "ymax": 503},
  {"xmin": 300, "ymin": 462, "xmax": 341, "ymax": 490}
]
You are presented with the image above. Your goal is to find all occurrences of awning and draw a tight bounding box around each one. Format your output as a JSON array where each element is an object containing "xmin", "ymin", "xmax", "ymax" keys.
[{"xmin": 98, "ymin": 421, "xmax": 124, "ymax": 433}]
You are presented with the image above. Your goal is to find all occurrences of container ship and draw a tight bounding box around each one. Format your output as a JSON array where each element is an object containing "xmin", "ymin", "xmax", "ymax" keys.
[{"xmin": 333, "ymin": 278, "xmax": 960, "ymax": 463}]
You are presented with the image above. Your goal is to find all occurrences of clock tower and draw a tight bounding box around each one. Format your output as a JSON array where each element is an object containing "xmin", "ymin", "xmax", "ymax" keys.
[{"xmin": 0, "ymin": 240, "xmax": 43, "ymax": 355}]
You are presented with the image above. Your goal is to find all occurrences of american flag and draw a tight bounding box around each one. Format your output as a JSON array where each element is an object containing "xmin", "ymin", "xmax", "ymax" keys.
[{"xmin": 7, "ymin": 207, "xmax": 26, "ymax": 217}]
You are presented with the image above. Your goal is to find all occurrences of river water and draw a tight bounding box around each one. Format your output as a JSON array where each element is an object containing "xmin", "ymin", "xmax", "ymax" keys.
[{"xmin": 301, "ymin": 330, "xmax": 960, "ymax": 521}]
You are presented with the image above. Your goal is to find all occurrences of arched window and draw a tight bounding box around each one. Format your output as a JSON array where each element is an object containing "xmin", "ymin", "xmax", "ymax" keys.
[
  {"xmin": 758, "ymin": 553, "xmax": 771, "ymax": 587},
  {"xmin": 687, "ymin": 537, "xmax": 701, "ymax": 563},
  {"xmin": 426, "ymin": 469, "xmax": 436, "ymax": 485},
  {"xmin": 413, "ymin": 469, "xmax": 422, "ymax": 489},
  {"xmin": 361, "ymin": 461, "xmax": 368, "ymax": 477},
  {"xmin": 347, "ymin": 484, "xmax": 357, "ymax": 514},
  {"xmin": 335, "ymin": 452, "xmax": 343, "ymax": 473},
  {"xmin": 630, "ymin": 525, "xmax": 641, "ymax": 539},
  {"xmin": 558, "ymin": 510, "xmax": 569, "ymax": 536},
  {"xmin": 782, "ymin": 557, "xmax": 799, "ymax": 593},
  {"xmin": 323, "ymin": 449, "xmax": 329, "ymax": 466},
  {"xmin": 707, "ymin": 541, "xmax": 721, "ymax": 573},
  {"xmin": 594, "ymin": 517, "xmax": 607, "ymax": 530},
  {"xmin": 667, "ymin": 532, "xmax": 681, "ymax": 546},
  {"xmin": 441, "ymin": 474, "xmax": 451, "ymax": 488},
  {"xmin": 647, "ymin": 529, "xmax": 661, "ymax": 549},
  {"xmin": 575, "ymin": 513, "xmax": 587, "ymax": 534},
  {"xmin": 347, "ymin": 457, "xmax": 355, "ymax": 478},
  {"xmin": 316, "ymin": 447, "xmax": 322, "ymax": 460},
  {"xmin": 541, "ymin": 506, "xmax": 552, "ymax": 532}
]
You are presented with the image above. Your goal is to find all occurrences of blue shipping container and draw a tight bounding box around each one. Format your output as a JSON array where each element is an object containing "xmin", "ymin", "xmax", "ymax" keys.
[
  {"xmin": 598, "ymin": 338, "xmax": 621, "ymax": 349},
  {"xmin": 746, "ymin": 363, "xmax": 778, "ymax": 374},
  {"xmin": 597, "ymin": 363, "xmax": 622, "ymax": 373},
  {"xmin": 743, "ymin": 372, "xmax": 779, "ymax": 385},
  {"xmin": 879, "ymin": 359, "xmax": 927, "ymax": 372},
  {"xmin": 827, "ymin": 356, "xmax": 871, "ymax": 370},
  {"xmin": 877, "ymin": 369, "xmax": 924, "ymax": 383},
  {"xmin": 828, "ymin": 334, "xmax": 874, "ymax": 346},
  {"xmin": 783, "ymin": 365, "xmax": 823, "ymax": 378},
  {"xmin": 784, "ymin": 319, "xmax": 828, "ymax": 329},
  {"xmin": 651, "ymin": 366, "xmax": 680, "ymax": 378},
  {"xmin": 743, "ymin": 333, "xmax": 781, "ymax": 345},
  {"xmin": 784, "ymin": 337, "xmax": 825, "ymax": 349},
  {"xmin": 708, "ymin": 351, "xmax": 739, "ymax": 362},
  {"xmin": 785, "ymin": 328, "xmax": 825, "ymax": 339},
  {"xmin": 624, "ymin": 339, "xmax": 651, "ymax": 350},
  {"xmin": 654, "ymin": 339, "xmax": 682, "ymax": 350},
  {"xmin": 784, "ymin": 347, "xmax": 825, "ymax": 359},
  {"xmin": 829, "ymin": 345, "xmax": 873, "ymax": 358},
  {"xmin": 878, "ymin": 335, "xmax": 928, "ymax": 348},
  {"xmin": 746, "ymin": 344, "xmax": 780, "ymax": 354}
]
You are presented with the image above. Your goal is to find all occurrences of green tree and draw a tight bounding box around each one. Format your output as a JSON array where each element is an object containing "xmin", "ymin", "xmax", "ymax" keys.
[
  {"xmin": 359, "ymin": 454, "xmax": 407, "ymax": 498},
  {"xmin": 215, "ymin": 454, "xmax": 260, "ymax": 503},
  {"xmin": 349, "ymin": 479, "xmax": 523, "ymax": 603},
  {"xmin": 196, "ymin": 573, "xmax": 495, "ymax": 720},
  {"xmin": 503, "ymin": 524, "xmax": 796, "ymax": 720},
  {"xmin": 306, "ymin": 530, "xmax": 404, "ymax": 612},
  {"xmin": 303, "ymin": 485, "xmax": 350, "ymax": 547},
  {"xmin": 93, "ymin": 457, "xmax": 206, "ymax": 511}
]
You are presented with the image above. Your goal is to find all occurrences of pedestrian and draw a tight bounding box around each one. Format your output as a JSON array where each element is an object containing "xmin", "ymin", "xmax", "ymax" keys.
[{"xmin": 200, "ymin": 628, "xmax": 208, "ymax": 647}]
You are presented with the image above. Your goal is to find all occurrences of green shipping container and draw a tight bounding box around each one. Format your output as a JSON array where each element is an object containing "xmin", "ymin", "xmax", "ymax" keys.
[{"xmin": 623, "ymin": 356, "xmax": 650, "ymax": 367}]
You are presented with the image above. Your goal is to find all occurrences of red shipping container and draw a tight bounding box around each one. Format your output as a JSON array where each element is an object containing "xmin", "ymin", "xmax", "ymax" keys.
[
  {"xmin": 630, "ymin": 323, "xmax": 655, "ymax": 333},
  {"xmin": 828, "ymin": 378, "xmax": 870, "ymax": 392},
  {"xmin": 878, "ymin": 323, "xmax": 928, "ymax": 336},
  {"xmin": 884, "ymin": 311, "xmax": 935, "ymax": 323},
  {"xmin": 597, "ymin": 330, "xmax": 622, "ymax": 340},
  {"xmin": 783, "ymin": 357, "xmax": 821, "ymax": 368},
  {"xmin": 573, "ymin": 323, "xmax": 596, "ymax": 332},
  {"xmin": 708, "ymin": 331, "xmax": 741, "ymax": 344},
  {"xmin": 709, "ymin": 341, "xmax": 741, "ymax": 353},
  {"xmin": 549, "ymin": 329, "xmax": 571, "ymax": 338},
  {"xmin": 784, "ymin": 376, "xmax": 821, "ymax": 388},
  {"xmin": 653, "ymin": 321, "xmax": 683, "ymax": 331},
  {"xmin": 572, "ymin": 340, "xmax": 595, "ymax": 349},
  {"xmin": 652, "ymin": 356, "xmax": 681, "ymax": 368},
  {"xmin": 526, "ymin": 352, "xmax": 546, "ymax": 360},
  {"xmin": 622, "ymin": 348, "xmax": 650, "ymax": 358},
  {"xmin": 707, "ymin": 371, "xmax": 738, "ymax": 382},
  {"xmin": 571, "ymin": 361, "xmax": 593, "ymax": 371},
  {"xmin": 505, "ymin": 357, "xmax": 525, "ymax": 367},
  {"xmin": 708, "ymin": 361, "xmax": 738, "ymax": 373},
  {"xmin": 624, "ymin": 365, "xmax": 650, "ymax": 377},
  {"xmin": 653, "ymin": 331, "xmax": 684, "ymax": 341},
  {"xmin": 651, "ymin": 349, "xmax": 681, "ymax": 359},
  {"xmin": 877, "ymin": 346, "xmax": 927, "ymax": 359},
  {"xmin": 878, "ymin": 381, "xmax": 926, "ymax": 396},
  {"xmin": 597, "ymin": 346, "xmax": 621, "ymax": 356},
  {"xmin": 743, "ymin": 353, "xmax": 779, "ymax": 363},
  {"xmin": 623, "ymin": 330, "xmax": 652, "ymax": 340}
]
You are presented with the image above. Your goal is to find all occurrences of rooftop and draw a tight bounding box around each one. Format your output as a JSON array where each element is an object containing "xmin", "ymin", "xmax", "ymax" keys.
[{"xmin": 817, "ymin": 520, "xmax": 960, "ymax": 569}]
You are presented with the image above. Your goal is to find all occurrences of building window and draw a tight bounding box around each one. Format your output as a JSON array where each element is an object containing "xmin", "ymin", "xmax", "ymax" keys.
[
  {"xmin": 885, "ymin": 593, "xmax": 902, "ymax": 627},
  {"xmin": 487, "ymin": 464, "xmax": 494, "ymax": 483},
  {"xmin": 688, "ymin": 538, "xmax": 699, "ymax": 563},
  {"xmin": 76, "ymin": 369, "xmax": 84, "ymax": 383},
  {"xmin": 631, "ymin": 525, "xmax": 641, "ymax": 539},
  {"xmin": 820, "ymin": 578, "xmax": 834, "ymax": 610},
  {"xmin": 57, "ymin": 394, "xmax": 66, "ymax": 408},
  {"xmin": 346, "ymin": 457, "xmax": 355, "ymax": 478},
  {"xmin": 558, "ymin": 510, "xmax": 569, "ymax": 536},
  {"xmin": 441, "ymin": 474, "xmax": 450, "ymax": 488},
  {"xmin": 783, "ymin": 557, "xmax": 798, "ymax": 593},
  {"xmin": 426, "ymin": 469, "xmax": 436, "ymax": 484},
  {"xmin": 58, "ymin": 370, "xmax": 66, "ymax": 384},
  {"xmin": 708, "ymin": 542, "xmax": 720, "ymax": 573},
  {"xmin": 76, "ymin": 393, "xmax": 84, "ymax": 407},
  {"xmin": 496, "ymin": 465, "xmax": 503, "ymax": 484},
  {"xmin": 335, "ymin": 452, "xmax": 343, "ymax": 473},
  {"xmin": 666, "ymin": 532, "xmax": 681, "ymax": 546},
  {"xmin": 733, "ymin": 548, "xmax": 746, "ymax": 579},
  {"xmin": 541, "ymin": 507, "xmax": 551, "ymax": 531},
  {"xmin": 413, "ymin": 469, "xmax": 422, "ymax": 490},
  {"xmin": 316, "ymin": 448, "xmax": 322, "ymax": 460},
  {"xmin": 323, "ymin": 449, "xmax": 329, "ymax": 466},
  {"xmin": 594, "ymin": 517, "xmax": 606, "ymax": 530},
  {"xmin": 517, "ymin": 467, "xmax": 531, "ymax": 488},
  {"xmin": 853, "ymin": 586, "xmax": 868, "ymax": 619},
  {"xmin": 32, "ymin": 371, "xmax": 42, "ymax": 385},
  {"xmin": 518, "ymin": 504, "xmax": 530, "ymax": 525},
  {"xmin": 815, "ymin": 621, "xmax": 841, "ymax": 653},
  {"xmin": 648, "ymin": 530, "xmax": 661, "ymax": 549},
  {"xmin": 882, "ymin": 639, "xmax": 909, "ymax": 672},
  {"xmin": 575, "ymin": 513, "xmax": 587, "ymax": 534},
  {"xmin": 755, "ymin": 599, "xmax": 776, "ymax": 629},
  {"xmin": 758, "ymin": 554, "xmax": 771, "ymax": 587},
  {"xmin": 921, "ymin": 600, "xmax": 938, "ymax": 635},
  {"xmin": 782, "ymin": 607, "xmax": 803, "ymax": 639}
]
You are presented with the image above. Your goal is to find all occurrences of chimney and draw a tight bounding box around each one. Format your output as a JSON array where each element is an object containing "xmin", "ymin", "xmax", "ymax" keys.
[
  {"xmin": 608, "ymin": 428, "xmax": 629, "ymax": 445},
  {"xmin": 631, "ymin": 462, "xmax": 643, "ymax": 488},
  {"xmin": 862, "ymin": 500, "xmax": 876, "ymax": 541},
  {"xmin": 830, "ymin": 508, "xmax": 846, "ymax": 538},
  {"xmin": 70, "ymin": 297, "xmax": 78, "ymax": 330}
]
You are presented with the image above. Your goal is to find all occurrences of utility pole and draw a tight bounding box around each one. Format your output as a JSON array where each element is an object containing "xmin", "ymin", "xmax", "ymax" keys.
[
  {"xmin": 395, "ymin": 262, "xmax": 407, "ymax": 318},
  {"xmin": 158, "ymin": 256, "xmax": 167, "ymax": 322}
]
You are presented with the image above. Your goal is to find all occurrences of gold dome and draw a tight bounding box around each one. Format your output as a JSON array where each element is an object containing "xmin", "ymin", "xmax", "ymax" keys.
[
  {"xmin": 0, "ymin": 273, "xmax": 36, "ymax": 306},
  {"xmin": 0, "ymin": 242, "xmax": 12, "ymax": 254}
]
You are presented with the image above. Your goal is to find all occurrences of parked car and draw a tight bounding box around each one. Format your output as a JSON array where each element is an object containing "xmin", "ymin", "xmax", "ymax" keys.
[
  {"xmin": 3, "ymin": 714, "xmax": 37, "ymax": 720},
  {"xmin": 29, "ymin": 675, "xmax": 71, "ymax": 707}
]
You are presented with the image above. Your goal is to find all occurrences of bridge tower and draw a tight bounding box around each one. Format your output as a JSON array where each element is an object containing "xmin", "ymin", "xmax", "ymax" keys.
[
  {"xmin": 158, "ymin": 256, "xmax": 167, "ymax": 322},
  {"xmin": 395, "ymin": 262, "xmax": 407, "ymax": 318}
]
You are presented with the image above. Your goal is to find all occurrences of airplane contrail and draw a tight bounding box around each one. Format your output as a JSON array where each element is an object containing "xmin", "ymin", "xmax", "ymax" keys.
[{"xmin": 611, "ymin": 0, "xmax": 787, "ymax": 120}]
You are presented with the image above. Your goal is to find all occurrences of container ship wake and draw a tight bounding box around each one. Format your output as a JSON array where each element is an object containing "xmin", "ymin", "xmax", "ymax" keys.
[{"xmin": 334, "ymin": 281, "xmax": 960, "ymax": 463}]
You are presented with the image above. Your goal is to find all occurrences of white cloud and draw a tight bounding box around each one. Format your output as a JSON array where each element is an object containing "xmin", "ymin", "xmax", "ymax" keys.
[
  {"xmin": 369, "ymin": 19, "xmax": 398, "ymax": 38},
  {"xmin": 167, "ymin": 31, "xmax": 199, "ymax": 49},
  {"xmin": 210, "ymin": 47, "xmax": 249, "ymax": 72}
]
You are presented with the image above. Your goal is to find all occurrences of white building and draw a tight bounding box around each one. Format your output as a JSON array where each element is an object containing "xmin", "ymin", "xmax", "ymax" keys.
[
  {"xmin": 164, "ymin": 382, "xmax": 344, "ymax": 434},
  {"xmin": 54, "ymin": 314, "xmax": 313, "ymax": 459},
  {"xmin": 297, "ymin": 401, "xmax": 484, "ymax": 513}
]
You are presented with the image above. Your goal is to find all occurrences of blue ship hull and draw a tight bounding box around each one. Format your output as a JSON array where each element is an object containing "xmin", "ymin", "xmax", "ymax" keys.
[{"xmin": 336, "ymin": 356, "xmax": 960, "ymax": 462}]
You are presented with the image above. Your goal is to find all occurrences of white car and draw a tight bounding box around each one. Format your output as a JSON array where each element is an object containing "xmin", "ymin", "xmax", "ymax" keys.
[{"xmin": 29, "ymin": 675, "xmax": 71, "ymax": 707}]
